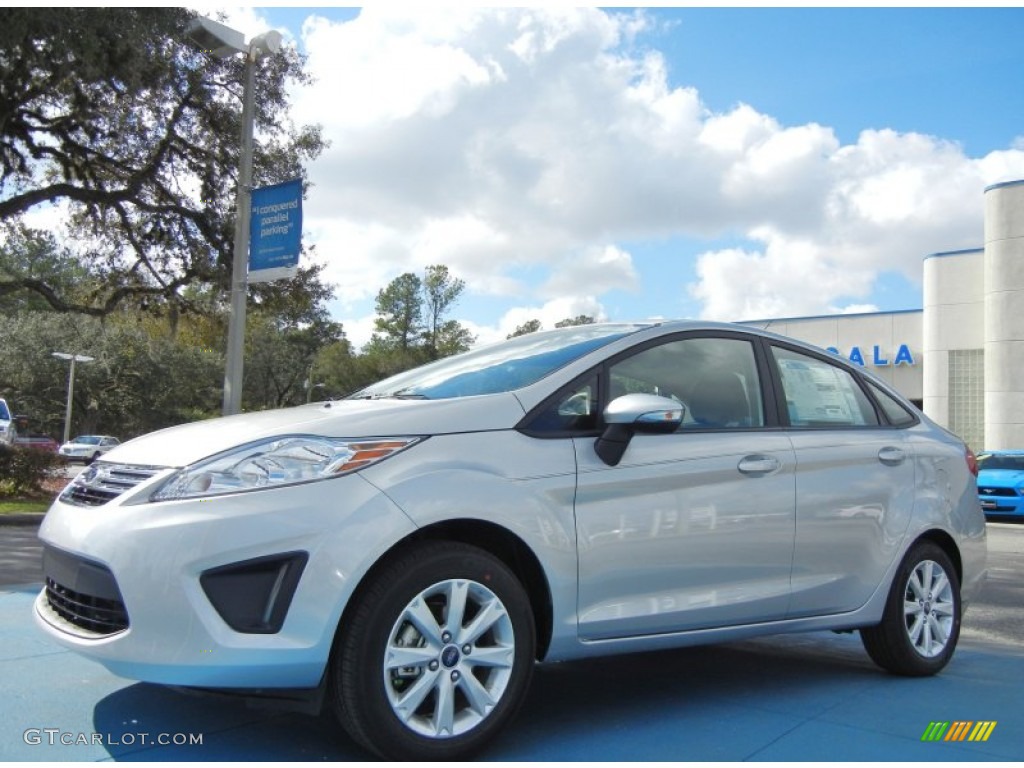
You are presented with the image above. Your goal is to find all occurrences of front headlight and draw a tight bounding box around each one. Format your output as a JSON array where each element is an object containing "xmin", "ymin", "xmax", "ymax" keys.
[{"xmin": 150, "ymin": 435, "xmax": 422, "ymax": 502}]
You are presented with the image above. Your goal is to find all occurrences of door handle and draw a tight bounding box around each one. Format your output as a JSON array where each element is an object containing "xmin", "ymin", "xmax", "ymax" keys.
[
  {"xmin": 738, "ymin": 455, "xmax": 781, "ymax": 475},
  {"xmin": 878, "ymin": 446, "xmax": 906, "ymax": 465}
]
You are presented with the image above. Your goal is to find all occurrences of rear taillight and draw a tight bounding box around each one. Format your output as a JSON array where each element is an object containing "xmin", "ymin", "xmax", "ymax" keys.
[{"xmin": 965, "ymin": 446, "xmax": 979, "ymax": 477}]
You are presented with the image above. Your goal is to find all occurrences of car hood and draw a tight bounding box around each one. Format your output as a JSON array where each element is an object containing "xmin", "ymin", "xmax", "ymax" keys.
[
  {"xmin": 977, "ymin": 469, "xmax": 1024, "ymax": 488},
  {"xmin": 101, "ymin": 393, "xmax": 526, "ymax": 468}
]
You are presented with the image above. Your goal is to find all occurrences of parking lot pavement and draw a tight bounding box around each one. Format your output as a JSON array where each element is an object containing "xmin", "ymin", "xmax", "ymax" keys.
[{"xmin": 1, "ymin": 524, "xmax": 1022, "ymax": 761}]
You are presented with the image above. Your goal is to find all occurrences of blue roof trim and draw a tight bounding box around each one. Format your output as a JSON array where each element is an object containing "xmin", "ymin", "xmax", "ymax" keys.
[
  {"xmin": 984, "ymin": 179, "xmax": 1024, "ymax": 193},
  {"xmin": 740, "ymin": 308, "xmax": 922, "ymax": 325},
  {"xmin": 923, "ymin": 248, "xmax": 983, "ymax": 260}
]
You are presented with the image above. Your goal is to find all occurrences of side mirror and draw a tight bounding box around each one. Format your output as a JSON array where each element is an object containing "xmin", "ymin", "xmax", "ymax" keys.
[{"xmin": 594, "ymin": 394, "xmax": 684, "ymax": 466}]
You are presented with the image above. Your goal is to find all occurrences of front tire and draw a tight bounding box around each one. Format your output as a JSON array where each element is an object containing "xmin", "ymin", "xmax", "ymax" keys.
[
  {"xmin": 860, "ymin": 541, "xmax": 961, "ymax": 676},
  {"xmin": 332, "ymin": 541, "xmax": 535, "ymax": 760}
]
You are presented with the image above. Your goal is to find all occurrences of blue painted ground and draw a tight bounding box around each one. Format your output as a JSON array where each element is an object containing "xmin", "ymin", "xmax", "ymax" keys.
[{"xmin": 2, "ymin": 582, "xmax": 1021, "ymax": 762}]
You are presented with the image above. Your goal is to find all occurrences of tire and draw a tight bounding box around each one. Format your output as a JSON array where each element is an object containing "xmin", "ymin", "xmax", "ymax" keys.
[
  {"xmin": 860, "ymin": 541, "xmax": 961, "ymax": 676},
  {"xmin": 331, "ymin": 541, "xmax": 535, "ymax": 760}
]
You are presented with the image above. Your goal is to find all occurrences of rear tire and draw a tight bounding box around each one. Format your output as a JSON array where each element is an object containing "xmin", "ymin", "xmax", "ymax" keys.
[
  {"xmin": 331, "ymin": 541, "xmax": 535, "ymax": 760},
  {"xmin": 860, "ymin": 541, "xmax": 960, "ymax": 676}
]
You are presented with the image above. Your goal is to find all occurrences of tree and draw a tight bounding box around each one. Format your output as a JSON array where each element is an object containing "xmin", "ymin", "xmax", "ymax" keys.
[
  {"xmin": 422, "ymin": 264, "xmax": 466, "ymax": 359},
  {"xmin": 507, "ymin": 319, "xmax": 542, "ymax": 338},
  {"xmin": 0, "ymin": 311, "xmax": 224, "ymax": 439},
  {"xmin": 0, "ymin": 8, "xmax": 325, "ymax": 318},
  {"xmin": 243, "ymin": 308, "xmax": 345, "ymax": 411},
  {"xmin": 555, "ymin": 315, "xmax": 595, "ymax": 328},
  {"xmin": 369, "ymin": 273, "xmax": 423, "ymax": 353},
  {"xmin": 0, "ymin": 225, "xmax": 92, "ymax": 313}
]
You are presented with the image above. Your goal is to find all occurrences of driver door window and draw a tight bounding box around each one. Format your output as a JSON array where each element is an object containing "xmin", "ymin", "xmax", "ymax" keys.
[{"xmin": 608, "ymin": 337, "xmax": 764, "ymax": 429}]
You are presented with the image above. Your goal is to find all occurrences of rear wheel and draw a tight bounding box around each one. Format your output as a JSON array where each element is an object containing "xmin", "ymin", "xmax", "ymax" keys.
[
  {"xmin": 860, "ymin": 541, "xmax": 961, "ymax": 676},
  {"xmin": 332, "ymin": 542, "xmax": 535, "ymax": 760}
]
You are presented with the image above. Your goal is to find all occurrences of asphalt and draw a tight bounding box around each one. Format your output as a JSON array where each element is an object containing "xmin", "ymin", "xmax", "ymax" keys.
[{"xmin": 1, "ymin": 520, "xmax": 1022, "ymax": 761}]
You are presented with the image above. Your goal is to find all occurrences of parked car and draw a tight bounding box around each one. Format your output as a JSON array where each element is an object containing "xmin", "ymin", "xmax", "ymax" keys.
[
  {"xmin": 976, "ymin": 450, "xmax": 1024, "ymax": 518},
  {"xmin": 0, "ymin": 398, "xmax": 16, "ymax": 446},
  {"xmin": 58, "ymin": 435, "xmax": 121, "ymax": 464},
  {"xmin": 13, "ymin": 434, "xmax": 60, "ymax": 453},
  {"xmin": 35, "ymin": 322, "xmax": 987, "ymax": 760}
]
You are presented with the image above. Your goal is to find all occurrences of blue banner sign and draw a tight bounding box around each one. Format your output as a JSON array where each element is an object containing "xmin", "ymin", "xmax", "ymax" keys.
[{"xmin": 249, "ymin": 178, "xmax": 302, "ymax": 277}]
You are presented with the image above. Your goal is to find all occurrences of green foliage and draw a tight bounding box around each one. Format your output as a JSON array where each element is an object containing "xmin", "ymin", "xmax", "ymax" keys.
[
  {"xmin": 371, "ymin": 273, "xmax": 424, "ymax": 352},
  {"xmin": 0, "ymin": 225, "xmax": 94, "ymax": 313},
  {"xmin": 508, "ymin": 315, "xmax": 594, "ymax": 338},
  {"xmin": 508, "ymin": 319, "xmax": 542, "ymax": 338},
  {"xmin": 0, "ymin": 445, "xmax": 61, "ymax": 497},
  {"xmin": 0, "ymin": 261, "xmax": 474, "ymax": 436},
  {"xmin": 422, "ymin": 265, "xmax": 467, "ymax": 359},
  {"xmin": 0, "ymin": 8, "xmax": 325, "ymax": 318},
  {"xmin": 554, "ymin": 315, "xmax": 596, "ymax": 328},
  {"xmin": 368, "ymin": 265, "xmax": 475, "ymax": 363},
  {"xmin": 0, "ymin": 312, "xmax": 223, "ymax": 439}
]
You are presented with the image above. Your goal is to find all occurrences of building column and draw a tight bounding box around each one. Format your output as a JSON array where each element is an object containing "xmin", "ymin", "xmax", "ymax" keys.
[
  {"xmin": 922, "ymin": 249, "xmax": 984, "ymax": 441},
  {"xmin": 984, "ymin": 179, "xmax": 1024, "ymax": 450}
]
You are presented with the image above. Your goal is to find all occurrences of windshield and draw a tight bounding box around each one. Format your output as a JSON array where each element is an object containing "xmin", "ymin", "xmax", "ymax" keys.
[
  {"xmin": 350, "ymin": 324, "xmax": 646, "ymax": 401},
  {"xmin": 0, "ymin": 401, "xmax": 8, "ymax": 420},
  {"xmin": 72, "ymin": 436, "xmax": 102, "ymax": 445},
  {"xmin": 977, "ymin": 454, "xmax": 1024, "ymax": 472}
]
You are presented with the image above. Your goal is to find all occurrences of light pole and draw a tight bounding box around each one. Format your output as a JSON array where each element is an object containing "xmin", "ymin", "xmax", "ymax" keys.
[
  {"xmin": 304, "ymin": 361, "xmax": 326, "ymax": 403},
  {"xmin": 187, "ymin": 17, "xmax": 282, "ymax": 416},
  {"xmin": 52, "ymin": 352, "xmax": 94, "ymax": 445}
]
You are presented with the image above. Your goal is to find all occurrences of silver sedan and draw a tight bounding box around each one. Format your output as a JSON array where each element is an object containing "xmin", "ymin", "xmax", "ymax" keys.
[{"xmin": 35, "ymin": 321, "xmax": 986, "ymax": 760}]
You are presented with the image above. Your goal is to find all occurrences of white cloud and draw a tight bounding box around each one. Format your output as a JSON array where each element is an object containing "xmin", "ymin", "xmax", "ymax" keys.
[
  {"xmin": 490, "ymin": 296, "xmax": 607, "ymax": 342},
  {"xmin": 275, "ymin": 8, "xmax": 1024, "ymax": 326},
  {"xmin": 541, "ymin": 244, "xmax": 639, "ymax": 298}
]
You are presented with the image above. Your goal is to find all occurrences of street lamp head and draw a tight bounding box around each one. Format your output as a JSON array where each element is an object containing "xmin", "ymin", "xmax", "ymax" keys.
[
  {"xmin": 251, "ymin": 30, "xmax": 283, "ymax": 56},
  {"xmin": 186, "ymin": 17, "xmax": 246, "ymax": 57}
]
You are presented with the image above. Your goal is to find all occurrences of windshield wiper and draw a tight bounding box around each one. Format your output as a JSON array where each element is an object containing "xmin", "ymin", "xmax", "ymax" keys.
[{"xmin": 348, "ymin": 390, "xmax": 429, "ymax": 401}]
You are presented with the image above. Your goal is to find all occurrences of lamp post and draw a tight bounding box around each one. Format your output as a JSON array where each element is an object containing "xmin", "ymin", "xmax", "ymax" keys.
[
  {"xmin": 187, "ymin": 17, "xmax": 282, "ymax": 416},
  {"xmin": 304, "ymin": 361, "xmax": 325, "ymax": 403},
  {"xmin": 52, "ymin": 352, "xmax": 94, "ymax": 445}
]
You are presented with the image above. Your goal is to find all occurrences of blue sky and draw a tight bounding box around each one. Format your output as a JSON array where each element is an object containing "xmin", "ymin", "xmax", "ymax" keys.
[{"xmin": 210, "ymin": 6, "xmax": 1024, "ymax": 348}]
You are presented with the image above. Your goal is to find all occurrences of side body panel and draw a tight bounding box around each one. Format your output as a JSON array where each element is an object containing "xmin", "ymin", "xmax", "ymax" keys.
[
  {"xmin": 786, "ymin": 429, "xmax": 916, "ymax": 617},
  {"xmin": 573, "ymin": 431, "xmax": 796, "ymax": 639}
]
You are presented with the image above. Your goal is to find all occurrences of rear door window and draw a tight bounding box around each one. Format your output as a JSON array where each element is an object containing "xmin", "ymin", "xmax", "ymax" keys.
[{"xmin": 771, "ymin": 346, "xmax": 878, "ymax": 427}]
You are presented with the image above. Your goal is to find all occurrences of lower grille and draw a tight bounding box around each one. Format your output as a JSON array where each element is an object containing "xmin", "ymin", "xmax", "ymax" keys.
[
  {"xmin": 45, "ymin": 577, "xmax": 129, "ymax": 635},
  {"xmin": 42, "ymin": 545, "xmax": 129, "ymax": 637}
]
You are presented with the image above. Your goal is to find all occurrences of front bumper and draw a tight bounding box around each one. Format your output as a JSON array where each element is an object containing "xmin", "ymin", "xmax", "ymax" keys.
[{"xmin": 35, "ymin": 471, "xmax": 416, "ymax": 689}]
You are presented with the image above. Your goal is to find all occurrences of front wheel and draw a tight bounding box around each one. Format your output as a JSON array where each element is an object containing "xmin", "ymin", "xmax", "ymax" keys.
[
  {"xmin": 331, "ymin": 542, "xmax": 535, "ymax": 760},
  {"xmin": 860, "ymin": 541, "xmax": 961, "ymax": 676}
]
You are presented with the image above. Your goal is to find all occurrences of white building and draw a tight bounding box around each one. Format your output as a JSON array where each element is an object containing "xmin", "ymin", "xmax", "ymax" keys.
[{"xmin": 743, "ymin": 179, "xmax": 1024, "ymax": 451}]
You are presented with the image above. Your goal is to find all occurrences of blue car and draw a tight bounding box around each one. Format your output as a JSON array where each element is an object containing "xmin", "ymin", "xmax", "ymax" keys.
[{"xmin": 977, "ymin": 450, "xmax": 1024, "ymax": 518}]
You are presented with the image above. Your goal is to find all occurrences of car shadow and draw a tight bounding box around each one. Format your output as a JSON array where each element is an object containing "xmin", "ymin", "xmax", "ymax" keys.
[{"xmin": 90, "ymin": 632, "xmax": 883, "ymax": 760}]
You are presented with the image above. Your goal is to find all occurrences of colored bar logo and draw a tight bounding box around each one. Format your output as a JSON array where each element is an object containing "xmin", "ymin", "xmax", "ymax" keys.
[{"xmin": 921, "ymin": 721, "xmax": 996, "ymax": 742}]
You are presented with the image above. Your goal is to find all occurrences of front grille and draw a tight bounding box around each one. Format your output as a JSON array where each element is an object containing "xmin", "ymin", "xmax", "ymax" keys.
[
  {"xmin": 978, "ymin": 487, "xmax": 1018, "ymax": 498},
  {"xmin": 60, "ymin": 462, "xmax": 164, "ymax": 506},
  {"xmin": 45, "ymin": 577, "xmax": 129, "ymax": 635}
]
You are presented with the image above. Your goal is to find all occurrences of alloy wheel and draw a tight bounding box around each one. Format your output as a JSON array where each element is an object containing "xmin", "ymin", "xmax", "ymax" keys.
[{"xmin": 383, "ymin": 578, "xmax": 516, "ymax": 739}]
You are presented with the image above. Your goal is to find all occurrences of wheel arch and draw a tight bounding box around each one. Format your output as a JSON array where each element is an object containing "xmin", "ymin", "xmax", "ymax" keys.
[
  {"xmin": 909, "ymin": 528, "xmax": 963, "ymax": 584},
  {"xmin": 334, "ymin": 518, "xmax": 554, "ymax": 661}
]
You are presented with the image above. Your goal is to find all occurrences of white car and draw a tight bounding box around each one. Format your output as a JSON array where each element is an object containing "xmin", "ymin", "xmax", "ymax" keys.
[
  {"xmin": 58, "ymin": 435, "xmax": 120, "ymax": 464},
  {"xmin": 35, "ymin": 322, "xmax": 987, "ymax": 760},
  {"xmin": 0, "ymin": 398, "xmax": 17, "ymax": 446}
]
